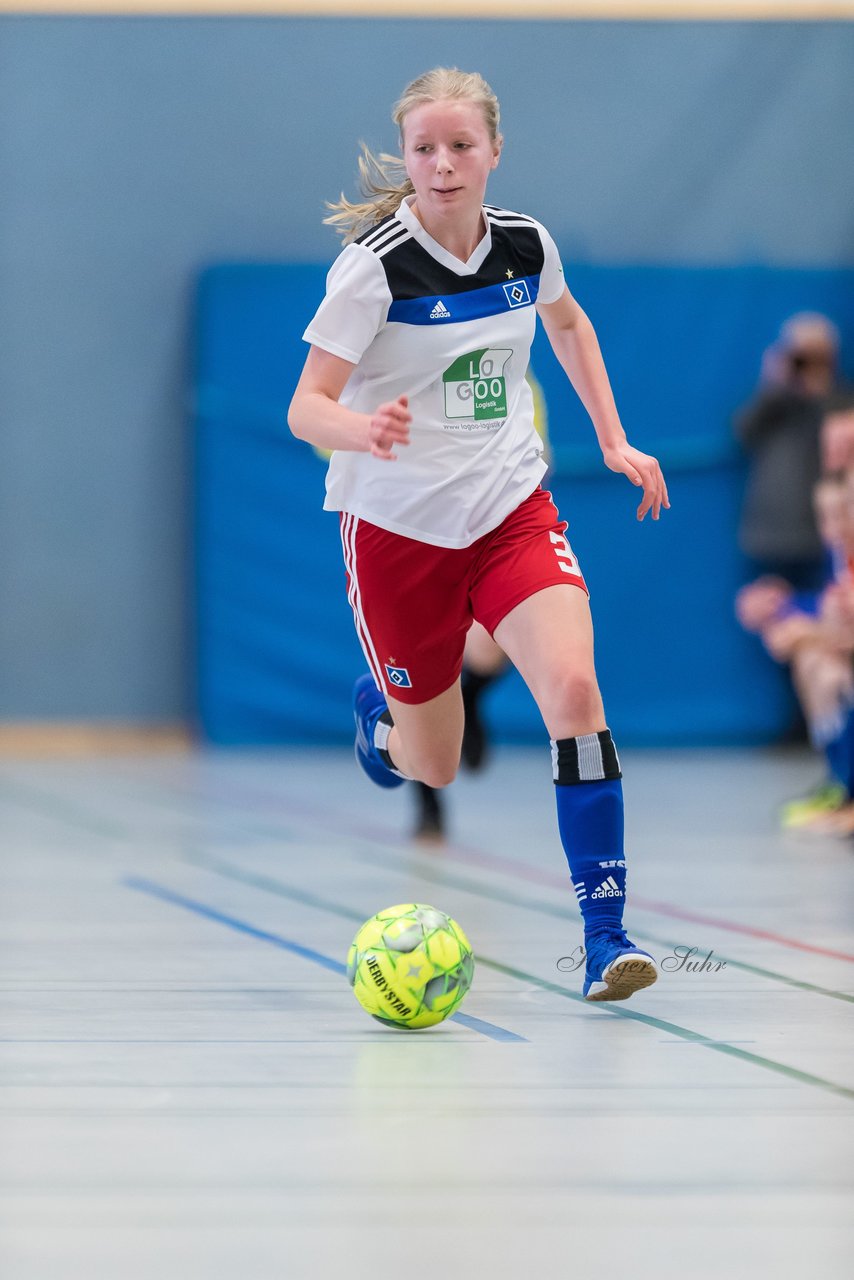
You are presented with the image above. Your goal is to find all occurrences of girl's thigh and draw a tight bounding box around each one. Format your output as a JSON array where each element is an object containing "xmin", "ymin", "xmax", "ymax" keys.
[{"xmin": 493, "ymin": 584, "xmax": 605, "ymax": 739}]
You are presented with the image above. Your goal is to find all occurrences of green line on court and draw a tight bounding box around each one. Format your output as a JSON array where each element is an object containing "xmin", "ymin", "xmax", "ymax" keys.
[
  {"xmin": 0, "ymin": 777, "xmax": 128, "ymax": 840},
  {"xmin": 171, "ymin": 773, "xmax": 854, "ymax": 1006},
  {"xmin": 7, "ymin": 768, "xmax": 851, "ymax": 1008},
  {"xmin": 478, "ymin": 952, "xmax": 854, "ymax": 1102},
  {"xmin": 185, "ymin": 848, "xmax": 377, "ymax": 924},
  {"xmin": 187, "ymin": 849, "xmax": 854, "ymax": 1104},
  {"xmin": 355, "ymin": 846, "xmax": 854, "ymax": 1006}
]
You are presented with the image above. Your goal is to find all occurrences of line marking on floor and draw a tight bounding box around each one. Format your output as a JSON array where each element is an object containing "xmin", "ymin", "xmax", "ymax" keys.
[
  {"xmin": 5, "ymin": 760, "xmax": 843, "ymax": 966},
  {"xmin": 352, "ymin": 845, "xmax": 854, "ymax": 1006},
  {"xmin": 0, "ymin": 776, "xmax": 129, "ymax": 839},
  {"xmin": 169, "ymin": 774, "xmax": 854, "ymax": 966},
  {"xmin": 6, "ymin": 766, "xmax": 851, "ymax": 997},
  {"xmin": 186, "ymin": 851, "xmax": 854, "ymax": 1104},
  {"xmin": 121, "ymin": 875, "xmax": 527, "ymax": 1044},
  {"xmin": 387, "ymin": 831, "xmax": 854, "ymax": 965}
]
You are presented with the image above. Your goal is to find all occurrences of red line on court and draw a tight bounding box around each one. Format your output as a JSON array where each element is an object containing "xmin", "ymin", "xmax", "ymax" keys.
[
  {"xmin": 436, "ymin": 837, "xmax": 854, "ymax": 965},
  {"xmin": 174, "ymin": 775, "xmax": 854, "ymax": 966}
]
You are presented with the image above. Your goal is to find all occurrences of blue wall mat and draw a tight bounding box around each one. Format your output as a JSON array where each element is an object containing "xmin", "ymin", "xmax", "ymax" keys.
[
  {"xmin": 3, "ymin": 16, "xmax": 852, "ymax": 718},
  {"xmin": 195, "ymin": 262, "xmax": 854, "ymax": 746},
  {"xmin": 196, "ymin": 265, "xmax": 361, "ymax": 743}
]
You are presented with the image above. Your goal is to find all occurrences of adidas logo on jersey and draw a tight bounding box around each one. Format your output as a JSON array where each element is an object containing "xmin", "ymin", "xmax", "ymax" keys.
[
  {"xmin": 429, "ymin": 299, "xmax": 451, "ymax": 319},
  {"xmin": 591, "ymin": 875, "xmax": 623, "ymax": 899}
]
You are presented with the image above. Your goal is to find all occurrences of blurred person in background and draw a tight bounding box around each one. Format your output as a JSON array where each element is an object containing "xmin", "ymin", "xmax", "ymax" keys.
[
  {"xmin": 822, "ymin": 406, "xmax": 854, "ymax": 474},
  {"xmin": 736, "ymin": 460, "xmax": 854, "ymax": 833},
  {"xmin": 736, "ymin": 312, "xmax": 843, "ymax": 593}
]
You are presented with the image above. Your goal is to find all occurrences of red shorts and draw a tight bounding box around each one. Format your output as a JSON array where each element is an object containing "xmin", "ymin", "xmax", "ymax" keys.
[{"xmin": 339, "ymin": 486, "xmax": 587, "ymax": 705}]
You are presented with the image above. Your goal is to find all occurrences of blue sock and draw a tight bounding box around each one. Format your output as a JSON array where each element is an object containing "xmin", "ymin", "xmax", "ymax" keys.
[
  {"xmin": 552, "ymin": 732, "xmax": 626, "ymax": 938},
  {"xmin": 823, "ymin": 705, "xmax": 854, "ymax": 796}
]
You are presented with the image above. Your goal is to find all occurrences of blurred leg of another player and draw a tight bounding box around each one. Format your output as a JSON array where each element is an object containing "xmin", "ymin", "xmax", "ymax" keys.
[
  {"xmin": 782, "ymin": 644, "xmax": 854, "ymax": 832},
  {"xmin": 413, "ymin": 622, "xmax": 509, "ymax": 842}
]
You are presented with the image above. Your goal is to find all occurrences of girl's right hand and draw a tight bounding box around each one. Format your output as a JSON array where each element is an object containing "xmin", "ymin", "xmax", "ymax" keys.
[{"xmin": 368, "ymin": 395, "xmax": 411, "ymax": 460}]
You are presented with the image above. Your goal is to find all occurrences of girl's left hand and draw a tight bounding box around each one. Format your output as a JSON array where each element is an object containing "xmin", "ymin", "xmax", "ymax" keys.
[{"xmin": 602, "ymin": 443, "xmax": 670, "ymax": 521}]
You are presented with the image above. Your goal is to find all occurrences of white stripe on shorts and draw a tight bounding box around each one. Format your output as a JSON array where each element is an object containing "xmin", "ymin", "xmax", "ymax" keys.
[{"xmin": 340, "ymin": 514, "xmax": 387, "ymax": 696}]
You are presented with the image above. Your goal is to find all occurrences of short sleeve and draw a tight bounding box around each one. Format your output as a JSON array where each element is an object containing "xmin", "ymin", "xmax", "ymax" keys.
[
  {"xmin": 302, "ymin": 244, "xmax": 391, "ymax": 365},
  {"xmin": 535, "ymin": 222, "xmax": 566, "ymax": 306}
]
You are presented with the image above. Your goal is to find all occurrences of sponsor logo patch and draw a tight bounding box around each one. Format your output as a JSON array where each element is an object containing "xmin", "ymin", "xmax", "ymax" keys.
[{"xmin": 443, "ymin": 347, "xmax": 512, "ymax": 421}]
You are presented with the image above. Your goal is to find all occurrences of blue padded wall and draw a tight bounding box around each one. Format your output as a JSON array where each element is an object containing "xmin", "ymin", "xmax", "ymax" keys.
[
  {"xmin": 195, "ymin": 262, "xmax": 854, "ymax": 746},
  {"xmin": 3, "ymin": 17, "xmax": 852, "ymax": 718}
]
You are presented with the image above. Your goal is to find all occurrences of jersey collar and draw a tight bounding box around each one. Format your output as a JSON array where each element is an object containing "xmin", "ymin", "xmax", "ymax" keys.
[{"xmin": 396, "ymin": 197, "xmax": 492, "ymax": 276}]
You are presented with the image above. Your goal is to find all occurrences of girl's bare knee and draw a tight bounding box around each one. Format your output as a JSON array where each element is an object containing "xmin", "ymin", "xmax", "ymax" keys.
[
  {"xmin": 559, "ymin": 670, "xmax": 601, "ymax": 715},
  {"xmin": 544, "ymin": 669, "xmax": 605, "ymax": 737},
  {"xmin": 413, "ymin": 754, "xmax": 459, "ymax": 789}
]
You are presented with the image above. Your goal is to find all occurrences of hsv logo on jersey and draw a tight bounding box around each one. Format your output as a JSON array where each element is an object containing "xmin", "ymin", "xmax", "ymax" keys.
[
  {"xmin": 385, "ymin": 664, "xmax": 412, "ymax": 689},
  {"xmin": 503, "ymin": 280, "xmax": 531, "ymax": 308}
]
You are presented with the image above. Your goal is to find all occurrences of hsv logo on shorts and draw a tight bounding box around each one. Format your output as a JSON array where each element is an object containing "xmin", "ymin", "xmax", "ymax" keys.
[{"xmin": 385, "ymin": 664, "xmax": 412, "ymax": 689}]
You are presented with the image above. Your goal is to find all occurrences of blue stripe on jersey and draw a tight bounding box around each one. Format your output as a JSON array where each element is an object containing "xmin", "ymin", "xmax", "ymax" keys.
[{"xmin": 387, "ymin": 275, "xmax": 541, "ymax": 326}]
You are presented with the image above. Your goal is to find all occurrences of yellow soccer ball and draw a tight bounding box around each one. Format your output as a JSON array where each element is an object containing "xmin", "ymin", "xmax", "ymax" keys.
[{"xmin": 347, "ymin": 903, "xmax": 475, "ymax": 1029}]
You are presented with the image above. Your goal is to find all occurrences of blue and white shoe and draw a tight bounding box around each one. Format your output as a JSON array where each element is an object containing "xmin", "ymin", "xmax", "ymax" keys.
[
  {"xmin": 353, "ymin": 674, "xmax": 406, "ymax": 789},
  {"xmin": 582, "ymin": 930, "xmax": 658, "ymax": 1002}
]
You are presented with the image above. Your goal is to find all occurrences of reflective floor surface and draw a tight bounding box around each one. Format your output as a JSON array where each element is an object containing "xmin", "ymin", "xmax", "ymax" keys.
[{"xmin": 1, "ymin": 747, "xmax": 852, "ymax": 1279}]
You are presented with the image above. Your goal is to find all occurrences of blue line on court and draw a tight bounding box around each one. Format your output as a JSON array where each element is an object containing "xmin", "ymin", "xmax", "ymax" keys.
[
  {"xmin": 446, "ymin": 1011, "xmax": 525, "ymax": 1042},
  {"xmin": 124, "ymin": 875, "xmax": 345, "ymax": 973},
  {"xmin": 122, "ymin": 876, "xmax": 527, "ymax": 1044}
]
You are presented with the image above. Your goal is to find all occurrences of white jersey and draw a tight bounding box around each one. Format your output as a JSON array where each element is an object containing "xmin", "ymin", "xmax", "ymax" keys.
[{"xmin": 302, "ymin": 197, "xmax": 566, "ymax": 548}]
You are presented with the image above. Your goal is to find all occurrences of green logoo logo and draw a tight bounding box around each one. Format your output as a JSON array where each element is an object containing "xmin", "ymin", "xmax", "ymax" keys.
[{"xmin": 443, "ymin": 348, "xmax": 512, "ymax": 421}]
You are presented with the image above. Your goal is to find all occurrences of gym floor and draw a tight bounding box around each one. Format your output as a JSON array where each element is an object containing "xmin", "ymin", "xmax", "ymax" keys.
[{"xmin": 1, "ymin": 747, "xmax": 851, "ymax": 1279}]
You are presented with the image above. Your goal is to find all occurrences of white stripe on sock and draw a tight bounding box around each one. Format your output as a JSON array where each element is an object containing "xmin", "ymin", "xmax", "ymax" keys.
[
  {"xmin": 576, "ymin": 732, "xmax": 605, "ymax": 781},
  {"xmin": 373, "ymin": 717, "xmax": 409, "ymax": 780},
  {"xmin": 374, "ymin": 719, "xmax": 392, "ymax": 753}
]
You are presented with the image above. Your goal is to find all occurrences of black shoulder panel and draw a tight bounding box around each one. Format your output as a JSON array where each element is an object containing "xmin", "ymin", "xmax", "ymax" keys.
[
  {"xmin": 378, "ymin": 219, "xmax": 546, "ymax": 301},
  {"xmin": 483, "ymin": 222, "xmax": 545, "ymax": 283}
]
